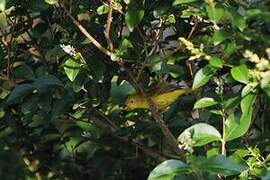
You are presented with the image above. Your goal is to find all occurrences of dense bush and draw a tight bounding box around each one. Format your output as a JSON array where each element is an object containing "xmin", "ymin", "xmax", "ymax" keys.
[{"xmin": 0, "ymin": 0, "xmax": 270, "ymax": 179}]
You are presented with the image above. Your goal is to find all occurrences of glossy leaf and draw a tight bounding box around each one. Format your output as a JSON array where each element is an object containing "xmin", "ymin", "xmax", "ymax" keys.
[
  {"xmin": 173, "ymin": 0, "xmax": 198, "ymax": 6},
  {"xmin": 33, "ymin": 74, "xmax": 64, "ymax": 91},
  {"xmin": 6, "ymin": 84, "xmax": 35, "ymax": 105},
  {"xmin": 148, "ymin": 160, "xmax": 189, "ymax": 180},
  {"xmin": 192, "ymin": 155, "xmax": 247, "ymax": 176},
  {"xmin": 194, "ymin": 97, "xmax": 218, "ymax": 109},
  {"xmin": 225, "ymin": 93, "xmax": 257, "ymax": 141},
  {"xmin": 0, "ymin": 0, "xmax": 5, "ymax": 11},
  {"xmin": 178, "ymin": 123, "xmax": 221, "ymax": 147},
  {"xmin": 192, "ymin": 65, "xmax": 217, "ymax": 90},
  {"xmin": 64, "ymin": 57, "xmax": 81, "ymax": 81},
  {"xmin": 45, "ymin": 0, "xmax": 58, "ymax": 5},
  {"xmin": 206, "ymin": 5, "xmax": 225, "ymax": 22},
  {"xmin": 125, "ymin": 6, "xmax": 144, "ymax": 32},
  {"xmin": 231, "ymin": 64, "xmax": 249, "ymax": 84}
]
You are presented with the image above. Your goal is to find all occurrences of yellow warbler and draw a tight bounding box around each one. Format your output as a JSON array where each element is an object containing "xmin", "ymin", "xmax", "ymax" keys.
[{"xmin": 125, "ymin": 88, "xmax": 192, "ymax": 110}]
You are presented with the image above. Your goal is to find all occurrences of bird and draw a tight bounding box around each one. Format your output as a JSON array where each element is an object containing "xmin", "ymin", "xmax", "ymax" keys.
[{"xmin": 125, "ymin": 87, "xmax": 193, "ymax": 110}]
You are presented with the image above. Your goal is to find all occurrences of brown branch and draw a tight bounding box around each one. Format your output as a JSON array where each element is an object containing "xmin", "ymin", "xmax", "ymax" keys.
[
  {"xmin": 186, "ymin": 17, "xmax": 198, "ymax": 78},
  {"xmin": 61, "ymin": 5, "xmax": 112, "ymax": 56},
  {"xmin": 104, "ymin": 0, "xmax": 114, "ymax": 51}
]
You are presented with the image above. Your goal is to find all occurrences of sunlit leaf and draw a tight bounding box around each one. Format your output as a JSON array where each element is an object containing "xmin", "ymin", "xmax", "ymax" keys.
[
  {"xmin": 194, "ymin": 97, "xmax": 218, "ymax": 109},
  {"xmin": 178, "ymin": 123, "xmax": 221, "ymax": 147},
  {"xmin": 231, "ymin": 64, "xmax": 249, "ymax": 84},
  {"xmin": 148, "ymin": 160, "xmax": 189, "ymax": 180},
  {"xmin": 192, "ymin": 65, "xmax": 217, "ymax": 90}
]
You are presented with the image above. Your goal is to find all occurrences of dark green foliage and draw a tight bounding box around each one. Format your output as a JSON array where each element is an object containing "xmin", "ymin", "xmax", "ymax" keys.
[{"xmin": 0, "ymin": 0, "xmax": 269, "ymax": 179}]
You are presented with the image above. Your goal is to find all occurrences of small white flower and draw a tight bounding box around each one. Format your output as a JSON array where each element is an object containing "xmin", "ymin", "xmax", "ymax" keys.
[{"xmin": 60, "ymin": 44, "xmax": 77, "ymax": 56}]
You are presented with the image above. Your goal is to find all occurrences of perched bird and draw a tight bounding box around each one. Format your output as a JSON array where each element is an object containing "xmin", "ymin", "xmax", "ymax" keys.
[{"xmin": 125, "ymin": 87, "xmax": 192, "ymax": 110}]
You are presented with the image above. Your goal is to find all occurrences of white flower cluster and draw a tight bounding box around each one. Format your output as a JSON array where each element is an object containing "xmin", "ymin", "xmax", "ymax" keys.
[
  {"xmin": 179, "ymin": 37, "xmax": 210, "ymax": 61},
  {"xmin": 60, "ymin": 44, "xmax": 77, "ymax": 56},
  {"xmin": 243, "ymin": 48, "xmax": 270, "ymax": 81},
  {"xmin": 178, "ymin": 131, "xmax": 194, "ymax": 154},
  {"xmin": 243, "ymin": 49, "xmax": 270, "ymax": 71}
]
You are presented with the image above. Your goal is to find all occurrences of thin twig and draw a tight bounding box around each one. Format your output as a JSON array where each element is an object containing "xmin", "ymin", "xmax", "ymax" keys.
[
  {"xmin": 62, "ymin": 6, "xmax": 112, "ymax": 56},
  {"xmin": 104, "ymin": 0, "xmax": 114, "ymax": 51}
]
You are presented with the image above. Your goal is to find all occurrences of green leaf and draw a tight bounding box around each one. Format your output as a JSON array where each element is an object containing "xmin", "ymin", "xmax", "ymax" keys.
[
  {"xmin": 225, "ymin": 93, "xmax": 257, "ymax": 141},
  {"xmin": 6, "ymin": 84, "xmax": 35, "ymax": 105},
  {"xmin": 0, "ymin": 0, "xmax": 6, "ymax": 11},
  {"xmin": 209, "ymin": 56, "xmax": 223, "ymax": 68},
  {"xmin": 241, "ymin": 83, "xmax": 257, "ymax": 97},
  {"xmin": 212, "ymin": 29, "xmax": 230, "ymax": 45},
  {"xmin": 44, "ymin": 0, "xmax": 58, "ymax": 5},
  {"xmin": 64, "ymin": 57, "xmax": 81, "ymax": 81},
  {"xmin": 173, "ymin": 0, "xmax": 197, "ymax": 6},
  {"xmin": 110, "ymin": 77, "xmax": 135, "ymax": 103},
  {"xmin": 178, "ymin": 123, "xmax": 221, "ymax": 147},
  {"xmin": 96, "ymin": 4, "xmax": 109, "ymax": 15},
  {"xmin": 21, "ymin": 95, "xmax": 39, "ymax": 114},
  {"xmin": 231, "ymin": 64, "xmax": 249, "ymax": 84},
  {"xmin": 192, "ymin": 155, "xmax": 247, "ymax": 176},
  {"xmin": 148, "ymin": 160, "xmax": 189, "ymax": 180},
  {"xmin": 13, "ymin": 64, "xmax": 35, "ymax": 80},
  {"xmin": 192, "ymin": 65, "xmax": 217, "ymax": 90},
  {"xmin": 194, "ymin": 97, "xmax": 218, "ymax": 109},
  {"xmin": 125, "ymin": 6, "xmax": 144, "ymax": 32},
  {"xmin": 153, "ymin": 1, "xmax": 170, "ymax": 18},
  {"xmin": 206, "ymin": 5, "xmax": 225, "ymax": 22},
  {"xmin": 33, "ymin": 74, "xmax": 64, "ymax": 91},
  {"xmin": 229, "ymin": 11, "xmax": 246, "ymax": 32},
  {"xmin": 146, "ymin": 55, "xmax": 162, "ymax": 72}
]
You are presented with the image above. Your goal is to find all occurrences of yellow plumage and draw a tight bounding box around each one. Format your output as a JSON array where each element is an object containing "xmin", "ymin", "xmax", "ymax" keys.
[{"xmin": 125, "ymin": 88, "xmax": 192, "ymax": 110}]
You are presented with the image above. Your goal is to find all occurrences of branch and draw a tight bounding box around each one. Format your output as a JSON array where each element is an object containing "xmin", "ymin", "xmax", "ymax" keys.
[
  {"xmin": 104, "ymin": 0, "xmax": 114, "ymax": 51},
  {"xmin": 62, "ymin": 6, "xmax": 112, "ymax": 56}
]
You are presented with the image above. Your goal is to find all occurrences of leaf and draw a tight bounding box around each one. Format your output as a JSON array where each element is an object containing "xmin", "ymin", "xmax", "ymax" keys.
[
  {"xmin": 96, "ymin": 4, "xmax": 109, "ymax": 15},
  {"xmin": 192, "ymin": 155, "xmax": 247, "ymax": 176},
  {"xmin": 209, "ymin": 56, "xmax": 223, "ymax": 68},
  {"xmin": 44, "ymin": 0, "xmax": 58, "ymax": 5},
  {"xmin": 173, "ymin": 0, "xmax": 198, "ymax": 6},
  {"xmin": 178, "ymin": 123, "xmax": 221, "ymax": 147},
  {"xmin": 225, "ymin": 93, "xmax": 257, "ymax": 141},
  {"xmin": 230, "ymin": 11, "xmax": 246, "ymax": 32},
  {"xmin": 148, "ymin": 160, "xmax": 189, "ymax": 180},
  {"xmin": 231, "ymin": 64, "xmax": 249, "ymax": 84},
  {"xmin": 21, "ymin": 95, "xmax": 39, "ymax": 114},
  {"xmin": 212, "ymin": 29, "xmax": 230, "ymax": 45},
  {"xmin": 153, "ymin": 1, "xmax": 170, "ymax": 18},
  {"xmin": 192, "ymin": 65, "xmax": 217, "ymax": 90},
  {"xmin": 125, "ymin": 6, "xmax": 144, "ymax": 32},
  {"xmin": 241, "ymin": 83, "xmax": 257, "ymax": 97},
  {"xmin": 64, "ymin": 57, "xmax": 81, "ymax": 81},
  {"xmin": 0, "ymin": 0, "xmax": 6, "ymax": 11},
  {"xmin": 194, "ymin": 97, "xmax": 218, "ymax": 109},
  {"xmin": 6, "ymin": 84, "xmax": 35, "ymax": 105},
  {"xmin": 206, "ymin": 5, "xmax": 225, "ymax": 22},
  {"xmin": 110, "ymin": 77, "xmax": 135, "ymax": 103},
  {"xmin": 33, "ymin": 74, "xmax": 64, "ymax": 91}
]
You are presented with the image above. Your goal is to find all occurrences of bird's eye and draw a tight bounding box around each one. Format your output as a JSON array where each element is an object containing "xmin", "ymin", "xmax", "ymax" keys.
[{"xmin": 130, "ymin": 100, "xmax": 134, "ymax": 103}]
